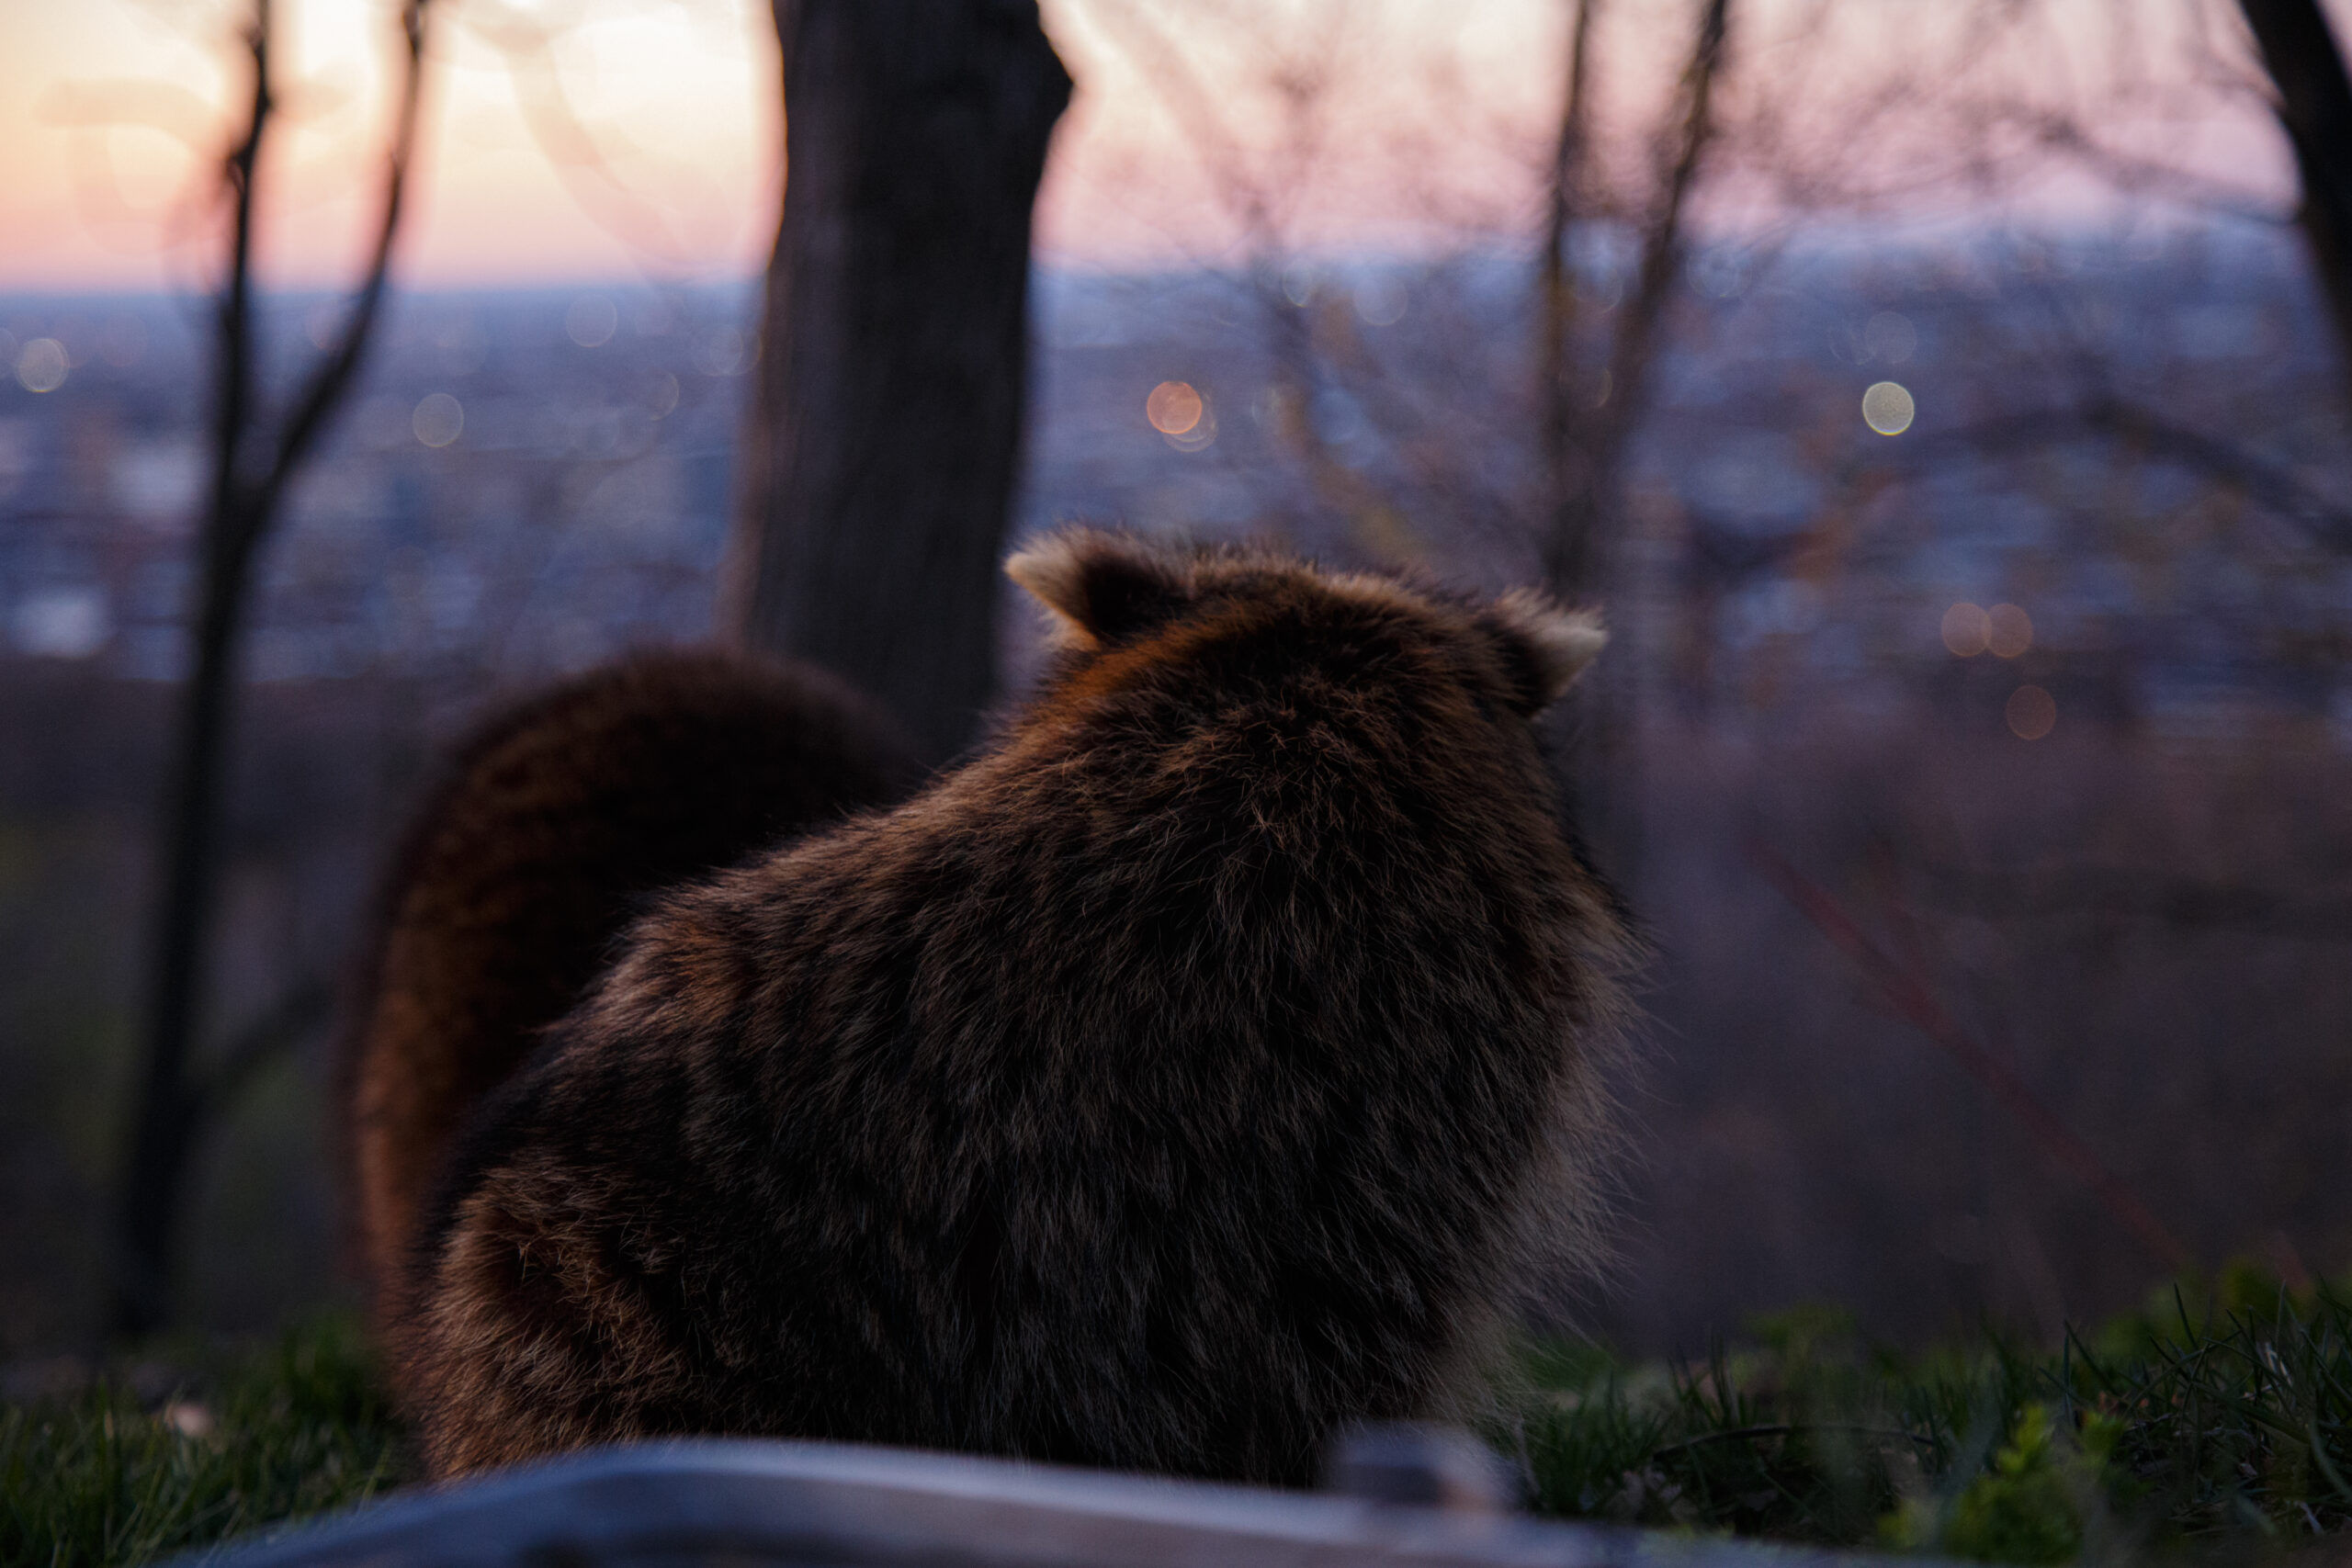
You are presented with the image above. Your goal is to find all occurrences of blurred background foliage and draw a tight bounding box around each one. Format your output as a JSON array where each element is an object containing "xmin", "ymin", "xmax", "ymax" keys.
[{"xmin": 9, "ymin": 1267, "xmax": 2349, "ymax": 1567}]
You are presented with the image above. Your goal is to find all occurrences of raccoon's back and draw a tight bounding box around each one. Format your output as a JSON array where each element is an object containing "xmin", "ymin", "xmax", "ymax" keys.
[{"xmin": 338, "ymin": 649, "xmax": 917, "ymax": 1316}]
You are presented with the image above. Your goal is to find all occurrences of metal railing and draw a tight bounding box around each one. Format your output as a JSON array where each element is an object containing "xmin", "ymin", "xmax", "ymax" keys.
[{"xmin": 186, "ymin": 1432, "xmax": 1876, "ymax": 1568}]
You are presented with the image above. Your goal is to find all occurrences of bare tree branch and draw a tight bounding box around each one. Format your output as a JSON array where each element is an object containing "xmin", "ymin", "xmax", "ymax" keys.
[
  {"xmin": 1542, "ymin": 0, "xmax": 1732, "ymax": 603},
  {"xmin": 1858, "ymin": 396, "xmax": 2352, "ymax": 553},
  {"xmin": 113, "ymin": 0, "xmax": 433, "ymax": 1339},
  {"xmin": 458, "ymin": 1, "xmax": 702, "ymax": 267},
  {"xmin": 1077, "ymin": 0, "xmax": 1286, "ymax": 246},
  {"xmin": 1060, "ymin": 0, "xmax": 1402, "ymax": 544},
  {"xmin": 251, "ymin": 0, "xmax": 426, "ymax": 528},
  {"xmin": 1747, "ymin": 839, "xmax": 2194, "ymax": 1277}
]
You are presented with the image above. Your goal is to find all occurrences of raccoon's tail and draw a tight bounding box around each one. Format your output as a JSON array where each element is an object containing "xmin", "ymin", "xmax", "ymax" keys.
[{"xmin": 335, "ymin": 648, "xmax": 918, "ymax": 1321}]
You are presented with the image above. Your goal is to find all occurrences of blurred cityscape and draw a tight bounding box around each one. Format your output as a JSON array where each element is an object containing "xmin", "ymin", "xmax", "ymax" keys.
[
  {"xmin": 6, "ymin": 224, "xmax": 2347, "ymax": 738},
  {"xmin": 4, "ymin": 221, "xmax": 2350, "ymax": 1359}
]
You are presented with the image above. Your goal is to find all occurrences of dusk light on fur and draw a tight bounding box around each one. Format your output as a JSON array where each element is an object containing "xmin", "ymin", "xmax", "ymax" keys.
[{"xmin": 349, "ymin": 533, "xmax": 1631, "ymax": 1483}]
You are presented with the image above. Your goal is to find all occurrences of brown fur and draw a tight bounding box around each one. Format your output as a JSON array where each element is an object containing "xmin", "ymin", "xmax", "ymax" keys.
[
  {"xmin": 339, "ymin": 649, "xmax": 919, "ymax": 1321},
  {"xmin": 393, "ymin": 535, "xmax": 1634, "ymax": 1483}
]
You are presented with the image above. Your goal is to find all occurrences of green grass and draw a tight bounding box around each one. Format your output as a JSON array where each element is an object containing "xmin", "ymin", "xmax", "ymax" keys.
[
  {"xmin": 0, "ymin": 1316, "xmax": 410, "ymax": 1568},
  {"xmin": 7, "ymin": 1273, "xmax": 2351, "ymax": 1568},
  {"xmin": 1499, "ymin": 1265, "xmax": 2352, "ymax": 1562}
]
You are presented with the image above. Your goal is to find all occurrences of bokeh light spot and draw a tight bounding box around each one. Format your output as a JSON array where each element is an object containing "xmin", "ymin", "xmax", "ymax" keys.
[
  {"xmin": 566, "ymin": 295, "xmax": 619, "ymax": 348},
  {"xmin": 2007, "ymin": 684, "xmax": 2056, "ymax": 740},
  {"xmin": 695, "ymin": 326, "xmax": 747, "ymax": 377},
  {"xmin": 1353, "ymin": 276, "xmax": 1407, "ymax": 326},
  {"xmin": 1987, "ymin": 602, "xmax": 2033, "ymax": 659},
  {"xmin": 1862, "ymin": 380, "xmax": 1915, "ymax": 435},
  {"xmin": 1864, "ymin": 310, "xmax": 1917, "ymax": 364},
  {"xmin": 16, "ymin": 339, "xmax": 68, "ymax": 394},
  {"xmin": 1941, "ymin": 602, "xmax": 1988, "ymax": 657},
  {"xmin": 413, "ymin": 392, "xmax": 465, "ymax": 447},
  {"xmin": 1147, "ymin": 380, "xmax": 1204, "ymax": 436}
]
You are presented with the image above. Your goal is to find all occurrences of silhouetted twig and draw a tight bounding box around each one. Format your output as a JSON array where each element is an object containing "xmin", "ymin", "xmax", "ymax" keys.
[
  {"xmin": 1745, "ymin": 838, "xmax": 2194, "ymax": 1277},
  {"xmin": 1883, "ymin": 397, "xmax": 2352, "ymax": 550},
  {"xmin": 114, "ymin": 0, "xmax": 432, "ymax": 1339},
  {"xmin": 1542, "ymin": 0, "xmax": 1734, "ymax": 604}
]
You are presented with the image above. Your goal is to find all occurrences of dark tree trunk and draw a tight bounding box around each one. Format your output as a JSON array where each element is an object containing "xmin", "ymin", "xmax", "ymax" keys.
[
  {"xmin": 2238, "ymin": 0, "xmax": 2352, "ymax": 385},
  {"xmin": 1538, "ymin": 0, "xmax": 1601, "ymax": 599},
  {"xmin": 1534, "ymin": 0, "xmax": 1731, "ymax": 892},
  {"xmin": 727, "ymin": 0, "xmax": 1070, "ymax": 765},
  {"xmin": 112, "ymin": 0, "xmax": 426, "ymax": 1337}
]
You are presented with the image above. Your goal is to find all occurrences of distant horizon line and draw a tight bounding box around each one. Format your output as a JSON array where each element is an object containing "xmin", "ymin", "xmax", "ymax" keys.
[{"xmin": 0, "ymin": 210, "xmax": 2306, "ymax": 301}]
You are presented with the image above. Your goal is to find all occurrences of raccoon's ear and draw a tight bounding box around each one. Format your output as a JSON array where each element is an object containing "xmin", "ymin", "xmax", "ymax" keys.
[
  {"xmin": 1005, "ymin": 532, "xmax": 1194, "ymax": 650},
  {"xmin": 1485, "ymin": 590, "xmax": 1606, "ymax": 714}
]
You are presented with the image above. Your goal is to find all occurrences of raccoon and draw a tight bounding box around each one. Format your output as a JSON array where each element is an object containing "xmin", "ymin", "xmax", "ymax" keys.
[
  {"xmin": 340, "ymin": 649, "xmax": 918, "ymax": 1320},
  {"xmin": 391, "ymin": 533, "xmax": 1633, "ymax": 1483}
]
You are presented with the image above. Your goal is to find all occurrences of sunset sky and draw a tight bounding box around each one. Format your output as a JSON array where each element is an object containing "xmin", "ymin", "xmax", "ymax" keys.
[{"xmin": 0, "ymin": 0, "xmax": 2314, "ymax": 294}]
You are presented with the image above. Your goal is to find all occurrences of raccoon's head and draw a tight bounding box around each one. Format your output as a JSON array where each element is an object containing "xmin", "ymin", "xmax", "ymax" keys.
[{"xmin": 1005, "ymin": 529, "xmax": 1605, "ymax": 723}]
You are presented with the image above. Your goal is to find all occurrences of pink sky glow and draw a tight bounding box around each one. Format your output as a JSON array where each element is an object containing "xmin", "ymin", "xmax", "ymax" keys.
[{"xmin": 0, "ymin": 0, "xmax": 2317, "ymax": 294}]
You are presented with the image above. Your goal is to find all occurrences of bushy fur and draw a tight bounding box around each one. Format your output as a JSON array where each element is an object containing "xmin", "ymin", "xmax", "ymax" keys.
[
  {"xmin": 393, "ymin": 535, "xmax": 1634, "ymax": 1483},
  {"xmin": 340, "ymin": 649, "xmax": 918, "ymax": 1320}
]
